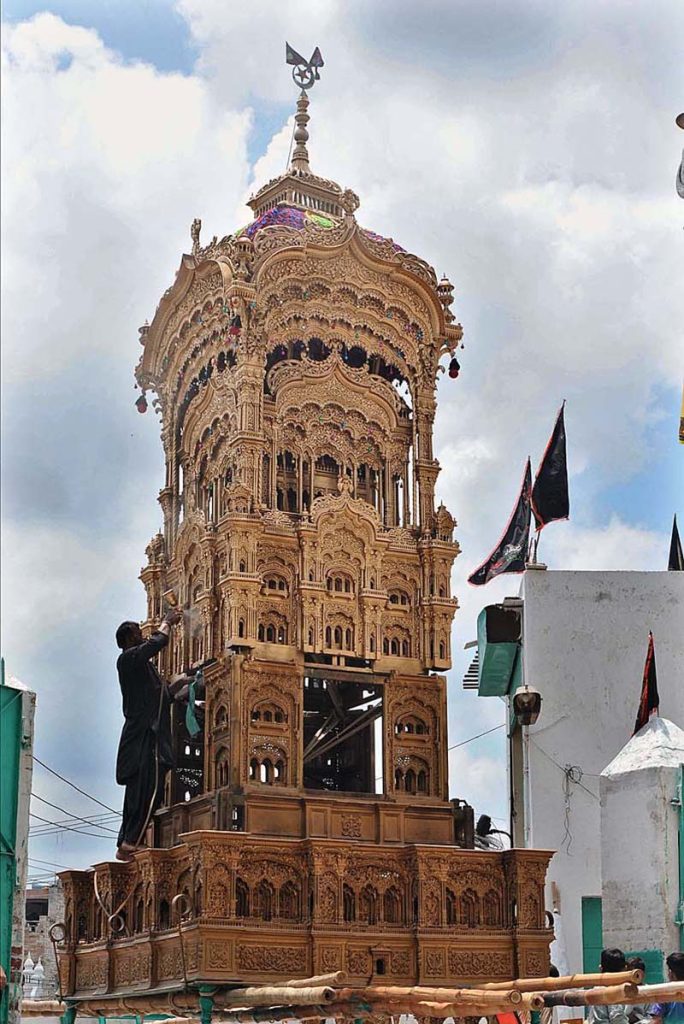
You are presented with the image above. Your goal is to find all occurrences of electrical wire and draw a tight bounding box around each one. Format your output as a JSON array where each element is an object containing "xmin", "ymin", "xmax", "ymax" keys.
[
  {"xmin": 29, "ymin": 812, "xmax": 117, "ymax": 839},
  {"xmin": 448, "ymin": 722, "xmax": 505, "ymax": 750},
  {"xmin": 31, "ymin": 793, "xmax": 119, "ymax": 834},
  {"xmin": 27, "ymin": 856, "xmax": 71, "ymax": 869},
  {"xmin": 30, "ymin": 811, "xmax": 119, "ymax": 836},
  {"xmin": 33, "ymin": 756, "xmax": 119, "ymax": 814}
]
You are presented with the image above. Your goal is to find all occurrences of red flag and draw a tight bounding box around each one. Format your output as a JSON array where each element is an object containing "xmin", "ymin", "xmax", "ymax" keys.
[{"xmin": 633, "ymin": 631, "xmax": 659, "ymax": 735}]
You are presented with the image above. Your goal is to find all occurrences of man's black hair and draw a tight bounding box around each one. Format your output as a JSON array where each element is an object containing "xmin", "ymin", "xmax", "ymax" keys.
[
  {"xmin": 627, "ymin": 956, "xmax": 645, "ymax": 973},
  {"xmin": 116, "ymin": 621, "xmax": 140, "ymax": 650},
  {"xmin": 667, "ymin": 952, "xmax": 684, "ymax": 981},
  {"xmin": 601, "ymin": 948, "xmax": 626, "ymax": 973}
]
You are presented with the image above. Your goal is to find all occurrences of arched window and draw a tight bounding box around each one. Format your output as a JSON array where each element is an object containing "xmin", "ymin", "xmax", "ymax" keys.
[
  {"xmin": 134, "ymin": 895, "xmax": 144, "ymax": 933},
  {"xmin": 236, "ymin": 879, "xmax": 250, "ymax": 918},
  {"xmin": 394, "ymin": 768, "xmax": 402, "ymax": 789},
  {"xmin": 383, "ymin": 887, "xmax": 402, "ymax": 925},
  {"xmin": 266, "ymin": 624, "xmax": 275, "ymax": 643},
  {"xmin": 460, "ymin": 888, "xmax": 479, "ymax": 927},
  {"xmin": 255, "ymin": 880, "xmax": 274, "ymax": 922},
  {"xmin": 238, "ymin": 619, "xmax": 245, "ymax": 637},
  {"xmin": 258, "ymin": 624, "xmax": 265, "ymax": 641},
  {"xmin": 359, "ymin": 885, "xmax": 378, "ymax": 925},
  {"xmin": 263, "ymin": 709, "xmax": 273, "ymax": 722},
  {"xmin": 239, "ymin": 560, "xmax": 246, "ymax": 573},
  {"xmin": 345, "ymin": 627, "xmax": 353, "ymax": 650},
  {"xmin": 417, "ymin": 769, "xmax": 427, "ymax": 793},
  {"xmin": 405, "ymin": 768, "xmax": 416, "ymax": 794},
  {"xmin": 325, "ymin": 626, "xmax": 332, "ymax": 646},
  {"xmin": 249, "ymin": 758, "xmax": 258, "ymax": 780},
  {"xmin": 277, "ymin": 625, "xmax": 286, "ymax": 644},
  {"xmin": 279, "ymin": 881, "xmax": 299, "ymax": 920},
  {"xmin": 401, "ymin": 639, "xmax": 410, "ymax": 657},
  {"xmin": 343, "ymin": 885, "xmax": 356, "ymax": 923},
  {"xmin": 215, "ymin": 705, "xmax": 227, "ymax": 728},
  {"xmin": 334, "ymin": 626, "xmax": 342, "ymax": 649},
  {"xmin": 274, "ymin": 758, "xmax": 285, "ymax": 783},
  {"xmin": 383, "ymin": 638, "xmax": 389, "ymax": 655},
  {"xmin": 159, "ymin": 899, "xmax": 170, "ymax": 930},
  {"xmin": 370, "ymin": 635, "xmax": 375, "ymax": 653},
  {"xmin": 334, "ymin": 578, "xmax": 342, "ymax": 592},
  {"xmin": 483, "ymin": 889, "xmax": 502, "ymax": 927},
  {"xmin": 439, "ymin": 640, "xmax": 446, "ymax": 659},
  {"xmin": 308, "ymin": 627, "xmax": 314, "ymax": 646},
  {"xmin": 446, "ymin": 888, "xmax": 457, "ymax": 926},
  {"xmin": 390, "ymin": 638, "xmax": 399, "ymax": 656}
]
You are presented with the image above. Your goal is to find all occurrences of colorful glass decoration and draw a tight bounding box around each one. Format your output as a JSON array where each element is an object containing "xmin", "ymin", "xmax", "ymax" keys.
[
  {"xmin": 135, "ymin": 393, "xmax": 148, "ymax": 413},
  {"xmin": 448, "ymin": 356, "xmax": 460, "ymax": 379}
]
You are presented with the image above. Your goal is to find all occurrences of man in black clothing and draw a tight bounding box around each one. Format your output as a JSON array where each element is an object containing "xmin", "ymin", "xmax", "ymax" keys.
[{"xmin": 114, "ymin": 608, "xmax": 184, "ymax": 861}]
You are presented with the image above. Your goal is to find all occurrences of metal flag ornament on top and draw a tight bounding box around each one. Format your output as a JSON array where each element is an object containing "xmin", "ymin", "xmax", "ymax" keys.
[{"xmin": 285, "ymin": 42, "xmax": 324, "ymax": 90}]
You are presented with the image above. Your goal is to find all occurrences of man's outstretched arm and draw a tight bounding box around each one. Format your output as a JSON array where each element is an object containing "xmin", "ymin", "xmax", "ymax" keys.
[{"xmin": 129, "ymin": 609, "xmax": 183, "ymax": 661}]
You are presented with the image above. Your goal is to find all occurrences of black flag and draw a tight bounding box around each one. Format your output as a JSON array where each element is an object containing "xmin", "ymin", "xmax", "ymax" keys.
[
  {"xmin": 531, "ymin": 403, "xmax": 569, "ymax": 531},
  {"xmin": 669, "ymin": 514, "xmax": 684, "ymax": 571},
  {"xmin": 468, "ymin": 459, "xmax": 532, "ymax": 586},
  {"xmin": 633, "ymin": 631, "xmax": 659, "ymax": 735}
]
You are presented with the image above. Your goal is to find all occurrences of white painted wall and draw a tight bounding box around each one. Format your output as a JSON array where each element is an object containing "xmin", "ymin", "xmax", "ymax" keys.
[
  {"xmin": 601, "ymin": 764, "xmax": 679, "ymax": 962},
  {"xmin": 518, "ymin": 570, "xmax": 684, "ymax": 973},
  {"xmin": 600, "ymin": 718, "xmax": 684, "ymax": 967}
]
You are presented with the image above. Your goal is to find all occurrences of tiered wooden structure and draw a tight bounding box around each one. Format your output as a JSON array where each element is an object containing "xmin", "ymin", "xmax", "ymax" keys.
[{"xmin": 57, "ymin": 87, "xmax": 552, "ymax": 1010}]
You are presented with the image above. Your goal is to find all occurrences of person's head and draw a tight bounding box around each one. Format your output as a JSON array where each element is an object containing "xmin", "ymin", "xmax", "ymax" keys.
[
  {"xmin": 627, "ymin": 956, "xmax": 645, "ymax": 974},
  {"xmin": 667, "ymin": 952, "xmax": 684, "ymax": 981},
  {"xmin": 549, "ymin": 964, "xmax": 560, "ymax": 978},
  {"xmin": 116, "ymin": 621, "xmax": 143, "ymax": 650},
  {"xmin": 601, "ymin": 948, "xmax": 626, "ymax": 973}
]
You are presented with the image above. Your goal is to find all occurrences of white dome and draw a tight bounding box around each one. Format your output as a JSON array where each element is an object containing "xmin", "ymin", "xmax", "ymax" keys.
[{"xmin": 601, "ymin": 716, "xmax": 684, "ymax": 776}]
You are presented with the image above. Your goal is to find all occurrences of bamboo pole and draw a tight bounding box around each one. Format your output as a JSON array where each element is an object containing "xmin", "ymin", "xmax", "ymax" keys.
[
  {"xmin": 217, "ymin": 985, "xmax": 335, "ymax": 1008},
  {"xmin": 284, "ymin": 971, "xmax": 347, "ymax": 987},
  {"xmin": 484, "ymin": 970, "xmax": 644, "ymax": 992},
  {"xmin": 543, "ymin": 984, "xmax": 638, "ymax": 1007},
  {"xmin": 20, "ymin": 1000, "xmax": 66, "ymax": 1016},
  {"xmin": 624, "ymin": 983, "xmax": 684, "ymax": 1004},
  {"xmin": 342, "ymin": 984, "xmax": 526, "ymax": 1005}
]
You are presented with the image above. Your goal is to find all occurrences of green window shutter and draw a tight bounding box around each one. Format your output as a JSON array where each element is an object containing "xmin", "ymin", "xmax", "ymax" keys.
[{"xmin": 582, "ymin": 896, "xmax": 603, "ymax": 975}]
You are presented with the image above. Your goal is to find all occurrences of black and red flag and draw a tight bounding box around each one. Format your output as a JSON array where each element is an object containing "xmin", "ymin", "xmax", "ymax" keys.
[
  {"xmin": 531, "ymin": 402, "xmax": 569, "ymax": 531},
  {"xmin": 468, "ymin": 459, "xmax": 532, "ymax": 586},
  {"xmin": 633, "ymin": 631, "xmax": 660, "ymax": 735},
  {"xmin": 669, "ymin": 514, "xmax": 684, "ymax": 571}
]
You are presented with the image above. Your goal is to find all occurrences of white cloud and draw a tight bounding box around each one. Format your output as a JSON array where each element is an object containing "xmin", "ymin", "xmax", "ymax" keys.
[
  {"xmin": 1, "ymin": 14, "xmax": 252, "ymax": 381},
  {"xmin": 544, "ymin": 516, "xmax": 668, "ymax": 571}
]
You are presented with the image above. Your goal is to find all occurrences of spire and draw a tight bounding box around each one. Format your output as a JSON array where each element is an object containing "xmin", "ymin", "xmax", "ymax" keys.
[{"xmin": 290, "ymin": 90, "xmax": 310, "ymax": 173}]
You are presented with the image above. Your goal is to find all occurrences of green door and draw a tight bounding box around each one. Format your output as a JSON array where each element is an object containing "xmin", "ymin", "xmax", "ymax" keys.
[{"xmin": 582, "ymin": 896, "xmax": 603, "ymax": 974}]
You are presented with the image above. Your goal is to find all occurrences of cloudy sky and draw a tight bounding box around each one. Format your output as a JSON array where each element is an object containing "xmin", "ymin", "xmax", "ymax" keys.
[{"xmin": 2, "ymin": 0, "xmax": 682, "ymax": 879}]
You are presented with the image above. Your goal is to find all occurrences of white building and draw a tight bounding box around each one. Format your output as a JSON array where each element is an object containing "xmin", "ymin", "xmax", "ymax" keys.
[
  {"xmin": 471, "ymin": 569, "xmax": 684, "ymax": 978},
  {"xmin": 601, "ymin": 717, "xmax": 684, "ymax": 976}
]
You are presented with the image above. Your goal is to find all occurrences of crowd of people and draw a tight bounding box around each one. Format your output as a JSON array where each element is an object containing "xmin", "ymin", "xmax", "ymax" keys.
[{"xmin": 586, "ymin": 949, "xmax": 684, "ymax": 1024}]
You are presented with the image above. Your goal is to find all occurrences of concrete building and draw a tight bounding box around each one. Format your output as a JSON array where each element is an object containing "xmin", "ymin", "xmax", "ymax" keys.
[
  {"xmin": 0, "ymin": 670, "xmax": 35, "ymax": 1024},
  {"xmin": 471, "ymin": 569, "xmax": 684, "ymax": 978},
  {"xmin": 600, "ymin": 717, "xmax": 684, "ymax": 976},
  {"xmin": 23, "ymin": 883, "xmax": 64, "ymax": 998}
]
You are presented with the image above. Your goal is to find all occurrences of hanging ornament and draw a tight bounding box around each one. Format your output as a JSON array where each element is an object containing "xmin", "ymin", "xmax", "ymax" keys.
[
  {"xmin": 136, "ymin": 392, "xmax": 148, "ymax": 413},
  {"xmin": 229, "ymin": 314, "xmax": 242, "ymax": 336},
  {"xmin": 448, "ymin": 356, "xmax": 460, "ymax": 379}
]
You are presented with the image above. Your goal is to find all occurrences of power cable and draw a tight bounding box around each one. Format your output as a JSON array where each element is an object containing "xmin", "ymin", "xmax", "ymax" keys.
[
  {"xmin": 31, "ymin": 793, "xmax": 118, "ymax": 834},
  {"xmin": 33, "ymin": 756, "xmax": 119, "ymax": 814},
  {"xmin": 30, "ymin": 812, "xmax": 117, "ymax": 839},
  {"xmin": 30, "ymin": 811, "xmax": 119, "ymax": 837},
  {"xmin": 27, "ymin": 856, "xmax": 71, "ymax": 869},
  {"xmin": 448, "ymin": 722, "xmax": 505, "ymax": 751}
]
